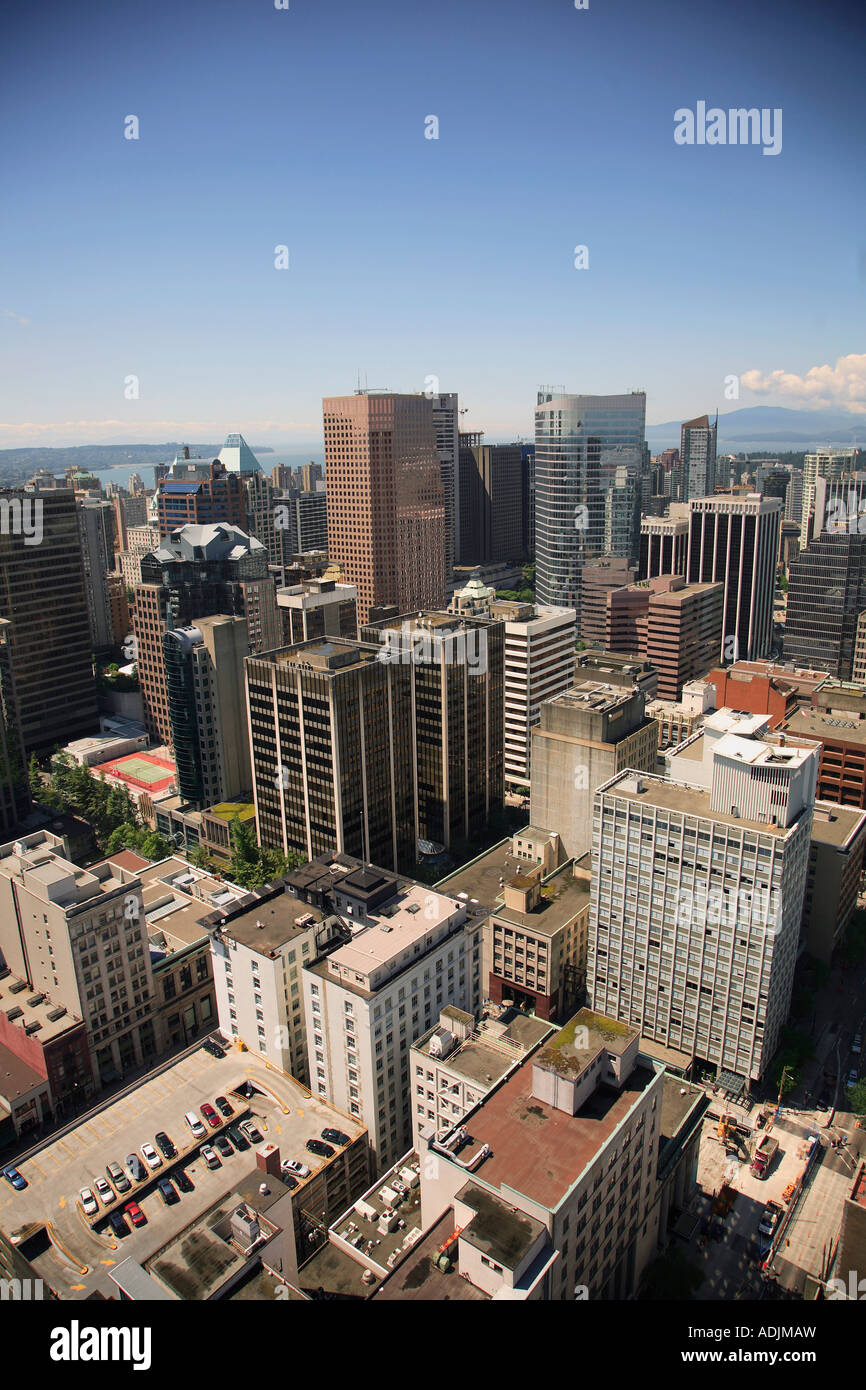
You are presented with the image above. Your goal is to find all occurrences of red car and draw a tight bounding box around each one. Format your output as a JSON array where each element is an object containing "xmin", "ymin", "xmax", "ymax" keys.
[
  {"xmin": 124, "ymin": 1200, "xmax": 147, "ymax": 1228},
  {"xmin": 200, "ymin": 1102, "xmax": 220, "ymax": 1129}
]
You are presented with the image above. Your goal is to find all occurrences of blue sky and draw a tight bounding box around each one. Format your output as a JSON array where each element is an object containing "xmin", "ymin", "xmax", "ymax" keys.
[{"xmin": 1, "ymin": 0, "xmax": 864, "ymax": 447}]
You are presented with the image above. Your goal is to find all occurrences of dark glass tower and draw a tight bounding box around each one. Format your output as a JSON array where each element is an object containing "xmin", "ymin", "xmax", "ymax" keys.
[{"xmin": 785, "ymin": 532, "xmax": 866, "ymax": 678}]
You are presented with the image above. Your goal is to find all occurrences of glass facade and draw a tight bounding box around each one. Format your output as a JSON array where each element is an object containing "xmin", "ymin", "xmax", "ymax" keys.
[{"xmin": 534, "ymin": 392, "xmax": 647, "ymax": 620}]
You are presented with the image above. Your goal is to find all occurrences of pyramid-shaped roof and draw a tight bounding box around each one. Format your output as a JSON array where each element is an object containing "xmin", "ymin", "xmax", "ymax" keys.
[{"xmin": 218, "ymin": 433, "xmax": 261, "ymax": 475}]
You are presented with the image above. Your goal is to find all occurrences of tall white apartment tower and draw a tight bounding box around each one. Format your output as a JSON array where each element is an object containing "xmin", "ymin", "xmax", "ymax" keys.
[
  {"xmin": 299, "ymin": 856, "xmax": 484, "ymax": 1175},
  {"xmin": 587, "ymin": 710, "xmax": 818, "ymax": 1084}
]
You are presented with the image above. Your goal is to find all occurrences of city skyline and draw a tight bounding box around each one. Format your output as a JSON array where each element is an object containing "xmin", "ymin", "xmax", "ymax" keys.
[{"xmin": 2, "ymin": 0, "xmax": 865, "ymax": 448}]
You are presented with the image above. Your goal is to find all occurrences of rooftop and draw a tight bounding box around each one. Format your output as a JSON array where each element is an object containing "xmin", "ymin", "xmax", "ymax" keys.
[
  {"xmin": 494, "ymin": 863, "xmax": 591, "ymax": 938},
  {"xmin": 603, "ymin": 771, "xmax": 792, "ymax": 837},
  {"xmin": 784, "ymin": 708, "xmax": 866, "ymax": 746},
  {"xmin": 219, "ymin": 892, "xmax": 323, "ymax": 955},
  {"xmin": 457, "ymin": 1182, "xmax": 546, "ymax": 1269},
  {"xmin": 436, "ymin": 839, "xmax": 521, "ymax": 911},
  {"xmin": 372, "ymin": 1211, "xmax": 489, "ymax": 1301},
  {"xmin": 0, "ymin": 1042, "xmax": 48, "ymax": 1103},
  {"xmin": 0, "ymin": 972, "xmax": 84, "ymax": 1043},
  {"xmin": 457, "ymin": 1053, "xmax": 658, "ymax": 1210},
  {"xmin": 331, "ymin": 1152, "xmax": 424, "ymax": 1276},
  {"xmin": 536, "ymin": 1009, "xmax": 636, "ymax": 1078},
  {"xmin": 810, "ymin": 801, "xmax": 866, "ymax": 850}
]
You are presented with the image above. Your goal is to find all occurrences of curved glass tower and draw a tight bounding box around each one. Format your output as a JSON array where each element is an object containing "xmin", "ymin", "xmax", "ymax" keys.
[{"xmin": 534, "ymin": 391, "xmax": 647, "ymax": 622}]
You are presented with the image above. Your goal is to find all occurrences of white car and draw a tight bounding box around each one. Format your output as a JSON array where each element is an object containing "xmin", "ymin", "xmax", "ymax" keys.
[
  {"xmin": 847, "ymin": 1069, "xmax": 859, "ymax": 1089},
  {"xmin": 79, "ymin": 1187, "xmax": 99, "ymax": 1217},
  {"xmin": 852, "ymin": 1034, "xmax": 862, "ymax": 1056},
  {"xmin": 140, "ymin": 1143, "xmax": 162, "ymax": 1170},
  {"xmin": 93, "ymin": 1176, "xmax": 114, "ymax": 1205},
  {"xmin": 282, "ymin": 1159, "xmax": 311, "ymax": 1180}
]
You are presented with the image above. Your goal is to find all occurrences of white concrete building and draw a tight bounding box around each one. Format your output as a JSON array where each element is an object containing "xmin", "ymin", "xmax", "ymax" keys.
[
  {"xmin": 300, "ymin": 858, "xmax": 485, "ymax": 1175},
  {"xmin": 209, "ymin": 894, "xmax": 321, "ymax": 1084},
  {"xmin": 494, "ymin": 600, "xmax": 577, "ymax": 789},
  {"xmin": 589, "ymin": 712, "xmax": 818, "ymax": 1083}
]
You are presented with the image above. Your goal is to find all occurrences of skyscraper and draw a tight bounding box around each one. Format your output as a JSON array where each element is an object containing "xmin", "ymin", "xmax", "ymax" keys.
[
  {"xmin": 457, "ymin": 438, "xmax": 526, "ymax": 565},
  {"xmin": 801, "ymin": 448, "xmax": 862, "ymax": 547},
  {"xmin": 0, "ymin": 486, "xmax": 99, "ymax": 754},
  {"xmin": 785, "ymin": 532, "xmax": 866, "ymax": 678},
  {"xmin": 430, "ymin": 392, "xmax": 460, "ymax": 583},
  {"xmin": 0, "ymin": 619, "xmax": 30, "ymax": 833},
  {"xmin": 588, "ymin": 711, "xmax": 817, "ymax": 1083},
  {"xmin": 324, "ymin": 392, "xmax": 446, "ymax": 625},
  {"xmin": 77, "ymin": 498, "xmax": 117, "ymax": 655},
  {"xmin": 163, "ymin": 615, "xmax": 252, "ymax": 808},
  {"xmin": 639, "ymin": 504, "xmax": 690, "ymax": 580},
  {"xmin": 534, "ymin": 391, "xmax": 647, "ymax": 624},
  {"xmin": 360, "ymin": 611, "xmax": 504, "ymax": 851},
  {"xmin": 679, "ymin": 414, "xmax": 718, "ymax": 502},
  {"xmin": 134, "ymin": 523, "xmax": 280, "ymax": 743},
  {"xmin": 245, "ymin": 638, "xmax": 415, "ymax": 871},
  {"xmin": 156, "ymin": 460, "xmax": 247, "ymax": 538},
  {"xmin": 687, "ymin": 493, "xmax": 781, "ymax": 662}
]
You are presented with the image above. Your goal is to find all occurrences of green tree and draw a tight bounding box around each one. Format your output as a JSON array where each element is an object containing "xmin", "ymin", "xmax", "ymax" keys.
[
  {"xmin": 846, "ymin": 1080, "xmax": 866, "ymax": 1116},
  {"xmin": 28, "ymin": 753, "xmax": 43, "ymax": 798}
]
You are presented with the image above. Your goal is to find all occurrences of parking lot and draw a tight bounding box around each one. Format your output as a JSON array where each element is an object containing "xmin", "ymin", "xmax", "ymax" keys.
[{"xmin": 0, "ymin": 1043, "xmax": 362, "ymax": 1299}]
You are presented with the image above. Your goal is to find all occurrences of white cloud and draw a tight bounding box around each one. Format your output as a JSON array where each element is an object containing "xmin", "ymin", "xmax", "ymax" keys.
[
  {"xmin": 740, "ymin": 353, "xmax": 866, "ymax": 414},
  {"xmin": 3, "ymin": 309, "xmax": 30, "ymax": 327}
]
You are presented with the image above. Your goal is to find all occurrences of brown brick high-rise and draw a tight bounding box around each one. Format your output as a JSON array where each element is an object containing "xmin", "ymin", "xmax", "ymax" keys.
[{"xmin": 323, "ymin": 392, "xmax": 446, "ymax": 625}]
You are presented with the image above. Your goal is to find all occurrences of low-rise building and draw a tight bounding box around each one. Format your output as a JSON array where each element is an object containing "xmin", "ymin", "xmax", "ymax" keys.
[{"xmin": 801, "ymin": 802, "xmax": 866, "ymax": 963}]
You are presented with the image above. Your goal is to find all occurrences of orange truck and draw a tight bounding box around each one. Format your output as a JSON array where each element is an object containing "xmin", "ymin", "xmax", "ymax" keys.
[{"xmin": 750, "ymin": 1134, "xmax": 778, "ymax": 1179}]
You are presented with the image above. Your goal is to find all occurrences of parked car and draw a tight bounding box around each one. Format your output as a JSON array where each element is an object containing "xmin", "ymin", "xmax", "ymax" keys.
[
  {"xmin": 108, "ymin": 1210, "xmax": 128, "ymax": 1238},
  {"xmin": 239, "ymin": 1119, "xmax": 263, "ymax": 1145},
  {"xmin": 175, "ymin": 1169, "xmax": 195, "ymax": 1194},
  {"xmin": 200, "ymin": 1103, "xmax": 220, "ymax": 1129},
  {"xmin": 305, "ymin": 1139, "xmax": 334, "ymax": 1159},
  {"xmin": 140, "ymin": 1143, "xmax": 162, "ymax": 1170},
  {"xmin": 758, "ymin": 1202, "xmax": 782, "ymax": 1237},
  {"xmin": 201, "ymin": 1145, "xmax": 221, "ymax": 1170},
  {"xmin": 321, "ymin": 1128, "xmax": 350, "ymax": 1147},
  {"xmin": 228, "ymin": 1126, "xmax": 249, "ymax": 1151},
  {"xmin": 155, "ymin": 1131, "xmax": 176, "ymax": 1160},
  {"xmin": 79, "ymin": 1187, "xmax": 99, "ymax": 1217},
  {"xmin": 106, "ymin": 1161, "xmax": 131, "ymax": 1194},
  {"xmin": 282, "ymin": 1159, "xmax": 311, "ymax": 1180},
  {"xmin": 847, "ymin": 1069, "xmax": 859, "ymax": 1088},
  {"xmin": 93, "ymin": 1176, "xmax": 115, "ymax": 1206},
  {"xmin": 853, "ymin": 1034, "xmax": 863, "ymax": 1056},
  {"xmin": 202, "ymin": 1037, "xmax": 225, "ymax": 1058},
  {"xmin": 214, "ymin": 1095, "xmax": 234, "ymax": 1118},
  {"xmin": 124, "ymin": 1200, "xmax": 147, "ymax": 1228},
  {"xmin": 816, "ymin": 1094, "xmax": 830, "ymax": 1111},
  {"xmin": 126, "ymin": 1153, "xmax": 146, "ymax": 1182},
  {"xmin": 214, "ymin": 1135, "xmax": 233, "ymax": 1158},
  {"xmin": 281, "ymin": 1172, "xmax": 298, "ymax": 1191},
  {"xmin": 157, "ymin": 1178, "xmax": 178, "ymax": 1206},
  {"xmin": 2, "ymin": 1166, "xmax": 26, "ymax": 1191},
  {"xmin": 185, "ymin": 1111, "xmax": 206, "ymax": 1139}
]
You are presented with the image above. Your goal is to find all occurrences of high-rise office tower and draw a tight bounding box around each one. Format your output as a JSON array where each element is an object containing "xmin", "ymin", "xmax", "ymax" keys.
[
  {"xmin": 535, "ymin": 391, "xmax": 647, "ymax": 624},
  {"xmin": 0, "ymin": 487, "xmax": 99, "ymax": 754},
  {"xmin": 529, "ymin": 682, "xmax": 659, "ymax": 861},
  {"xmin": 603, "ymin": 576, "xmax": 724, "ymax": 700},
  {"xmin": 579, "ymin": 558, "xmax": 636, "ymax": 647},
  {"xmin": 156, "ymin": 460, "xmax": 247, "ymax": 537},
  {"xmin": 163, "ymin": 615, "xmax": 252, "ymax": 808},
  {"xmin": 0, "ymin": 620, "xmax": 30, "ymax": 833},
  {"xmin": 243, "ymin": 471, "xmax": 282, "ymax": 567},
  {"xmin": 277, "ymin": 578, "xmax": 358, "ymax": 645},
  {"xmin": 430, "ymin": 392, "xmax": 460, "ymax": 583},
  {"xmin": 447, "ymin": 582, "xmax": 577, "ymax": 791},
  {"xmin": 116, "ymin": 522, "xmax": 161, "ymax": 589},
  {"xmin": 679, "ymin": 414, "xmax": 718, "ymax": 502},
  {"xmin": 323, "ymin": 393, "xmax": 447, "ymax": 626},
  {"xmin": 77, "ymin": 498, "xmax": 118, "ymax": 655},
  {"xmin": 275, "ymin": 488, "xmax": 328, "ymax": 557},
  {"xmin": 299, "ymin": 461, "xmax": 323, "ymax": 493},
  {"xmin": 639, "ymin": 504, "xmax": 690, "ymax": 580},
  {"xmin": 245, "ymin": 638, "xmax": 415, "ymax": 870},
  {"xmin": 814, "ymin": 472, "xmax": 866, "ymax": 539},
  {"xmin": 521, "ymin": 444, "xmax": 535, "ymax": 559},
  {"xmin": 216, "ymin": 433, "xmax": 263, "ymax": 478},
  {"xmin": 785, "ymin": 532, "xmax": 866, "ymax": 678},
  {"xmin": 801, "ymin": 448, "xmax": 862, "ymax": 547},
  {"xmin": 134, "ymin": 523, "xmax": 280, "ymax": 744},
  {"xmin": 687, "ymin": 493, "xmax": 781, "ymax": 662},
  {"xmin": 457, "ymin": 438, "xmax": 526, "ymax": 565},
  {"xmin": 588, "ymin": 712, "xmax": 817, "ymax": 1083},
  {"xmin": 360, "ymin": 611, "xmax": 504, "ymax": 851}
]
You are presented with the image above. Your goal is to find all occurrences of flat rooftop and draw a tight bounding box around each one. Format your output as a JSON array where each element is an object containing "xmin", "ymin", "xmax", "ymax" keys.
[
  {"xmin": 436, "ymin": 839, "xmax": 520, "ymax": 910},
  {"xmin": 457, "ymin": 1182, "xmax": 546, "ymax": 1269},
  {"xmin": 295, "ymin": 1238, "xmax": 380, "ymax": 1299},
  {"xmin": 324, "ymin": 883, "xmax": 463, "ymax": 975},
  {"xmin": 219, "ymin": 893, "xmax": 324, "ymax": 954},
  {"xmin": 494, "ymin": 864, "xmax": 590, "ymax": 938},
  {"xmin": 0, "ymin": 972, "xmax": 83, "ymax": 1042},
  {"xmin": 372, "ymin": 1210, "xmax": 489, "ymax": 1301},
  {"xmin": 810, "ymin": 802, "xmax": 866, "ymax": 849},
  {"xmin": 331, "ymin": 1153, "xmax": 423, "ymax": 1275},
  {"xmin": 785, "ymin": 708, "xmax": 866, "ymax": 746},
  {"xmin": 460, "ymin": 1056, "xmax": 658, "ymax": 1210},
  {"xmin": 535, "ymin": 1009, "xmax": 636, "ymax": 1078},
  {"xmin": 546, "ymin": 680, "xmax": 638, "ymax": 715},
  {"xmin": 660, "ymin": 1073, "xmax": 706, "ymax": 1144},
  {"xmin": 605, "ymin": 772, "xmax": 792, "ymax": 837},
  {"xmin": 0, "ymin": 1042, "xmax": 47, "ymax": 1102}
]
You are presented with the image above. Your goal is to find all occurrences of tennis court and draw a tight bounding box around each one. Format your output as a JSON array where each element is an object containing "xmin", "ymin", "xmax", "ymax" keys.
[{"xmin": 94, "ymin": 752, "xmax": 176, "ymax": 792}]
